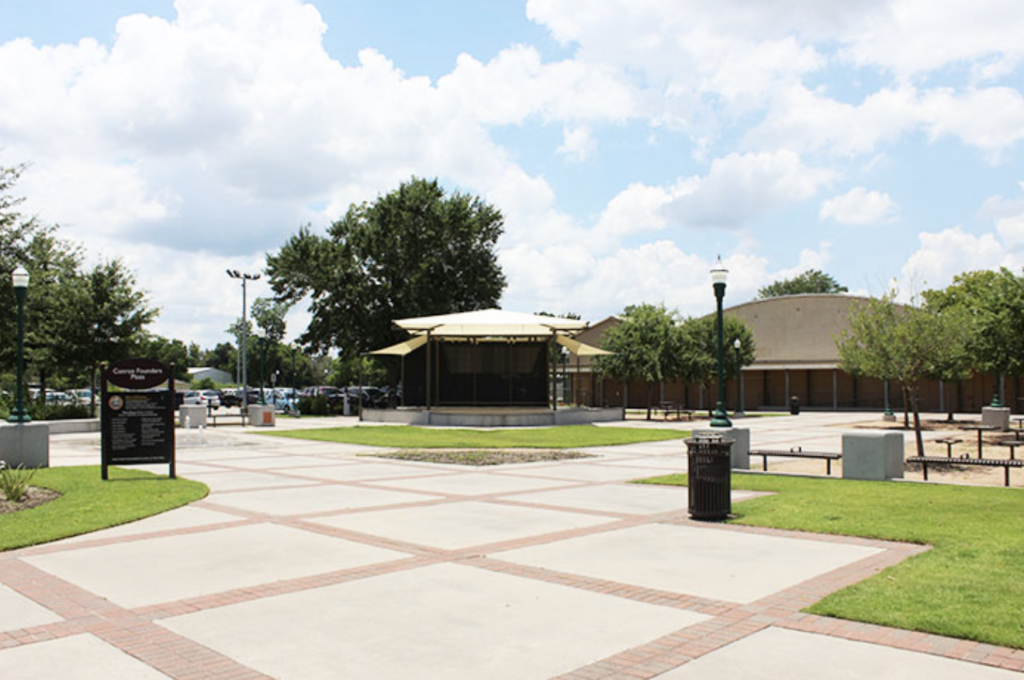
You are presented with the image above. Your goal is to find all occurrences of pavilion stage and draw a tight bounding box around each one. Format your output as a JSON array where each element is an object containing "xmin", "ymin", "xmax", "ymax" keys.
[{"xmin": 361, "ymin": 406, "xmax": 624, "ymax": 427}]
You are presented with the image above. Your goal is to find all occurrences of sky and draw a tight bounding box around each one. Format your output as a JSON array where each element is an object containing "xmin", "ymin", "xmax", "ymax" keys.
[{"xmin": 1, "ymin": 0, "xmax": 1024, "ymax": 351}]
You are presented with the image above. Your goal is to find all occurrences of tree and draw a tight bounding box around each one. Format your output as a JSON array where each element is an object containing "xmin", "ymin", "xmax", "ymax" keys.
[
  {"xmin": 596, "ymin": 304, "xmax": 688, "ymax": 420},
  {"xmin": 68, "ymin": 260, "xmax": 158, "ymax": 400},
  {"xmin": 923, "ymin": 268, "xmax": 1024, "ymax": 405},
  {"xmin": 678, "ymin": 315, "xmax": 756, "ymax": 415},
  {"xmin": 251, "ymin": 297, "xmax": 289, "ymax": 344},
  {"xmin": 836, "ymin": 293, "xmax": 972, "ymax": 456},
  {"xmin": 267, "ymin": 178, "xmax": 505, "ymax": 366},
  {"xmin": 757, "ymin": 269, "xmax": 848, "ymax": 299}
]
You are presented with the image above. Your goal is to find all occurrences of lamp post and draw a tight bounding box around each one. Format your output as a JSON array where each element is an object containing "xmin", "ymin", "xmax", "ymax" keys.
[
  {"xmin": 710, "ymin": 257, "xmax": 731, "ymax": 427},
  {"xmin": 255, "ymin": 327, "xmax": 267, "ymax": 405},
  {"xmin": 226, "ymin": 269, "xmax": 259, "ymax": 412},
  {"xmin": 733, "ymin": 337, "xmax": 745, "ymax": 417},
  {"xmin": 8, "ymin": 266, "xmax": 31, "ymax": 423}
]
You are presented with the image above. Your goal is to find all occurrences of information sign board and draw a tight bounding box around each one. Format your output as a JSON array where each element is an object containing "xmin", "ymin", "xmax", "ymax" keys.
[{"xmin": 101, "ymin": 359, "xmax": 176, "ymax": 480}]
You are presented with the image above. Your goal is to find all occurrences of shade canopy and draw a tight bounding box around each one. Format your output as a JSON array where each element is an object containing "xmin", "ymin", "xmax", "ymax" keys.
[
  {"xmin": 368, "ymin": 334, "xmax": 429, "ymax": 356},
  {"xmin": 556, "ymin": 335, "xmax": 612, "ymax": 357},
  {"xmin": 394, "ymin": 309, "xmax": 588, "ymax": 337}
]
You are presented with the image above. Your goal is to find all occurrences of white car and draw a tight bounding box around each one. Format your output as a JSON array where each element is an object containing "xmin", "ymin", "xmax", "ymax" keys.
[{"xmin": 182, "ymin": 390, "xmax": 221, "ymax": 409}]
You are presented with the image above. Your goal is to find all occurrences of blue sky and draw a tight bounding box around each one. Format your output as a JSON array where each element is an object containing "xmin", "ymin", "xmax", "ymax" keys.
[{"xmin": 1, "ymin": 0, "xmax": 1023, "ymax": 348}]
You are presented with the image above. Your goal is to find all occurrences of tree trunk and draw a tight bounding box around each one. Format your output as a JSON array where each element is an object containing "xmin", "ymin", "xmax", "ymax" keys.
[
  {"xmin": 911, "ymin": 386, "xmax": 925, "ymax": 457},
  {"xmin": 946, "ymin": 382, "xmax": 954, "ymax": 422},
  {"xmin": 646, "ymin": 382, "xmax": 653, "ymax": 420},
  {"xmin": 39, "ymin": 367, "xmax": 47, "ymax": 405},
  {"xmin": 902, "ymin": 384, "xmax": 910, "ymax": 428}
]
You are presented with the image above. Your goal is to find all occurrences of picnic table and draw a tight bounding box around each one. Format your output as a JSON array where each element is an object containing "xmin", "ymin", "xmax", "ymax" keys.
[{"xmin": 962, "ymin": 424, "xmax": 998, "ymax": 458}]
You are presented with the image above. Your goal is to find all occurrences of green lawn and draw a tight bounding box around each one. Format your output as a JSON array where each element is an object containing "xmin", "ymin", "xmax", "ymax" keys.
[
  {"xmin": 640, "ymin": 473, "xmax": 1024, "ymax": 649},
  {"xmin": 259, "ymin": 424, "xmax": 688, "ymax": 449},
  {"xmin": 1, "ymin": 466, "xmax": 209, "ymax": 551}
]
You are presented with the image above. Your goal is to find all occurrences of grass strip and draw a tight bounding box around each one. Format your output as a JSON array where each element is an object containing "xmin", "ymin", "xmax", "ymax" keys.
[
  {"xmin": 638, "ymin": 473, "xmax": 1024, "ymax": 649},
  {"xmin": 0, "ymin": 466, "xmax": 208, "ymax": 552},
  {"xmin": 260, "ymin": 425, "xmax": 687, "ymax": 449}
]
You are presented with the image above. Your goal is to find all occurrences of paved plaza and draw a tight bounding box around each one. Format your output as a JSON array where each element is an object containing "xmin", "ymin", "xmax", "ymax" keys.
[{"xmin": 1, "ymin": 413, "xmax": 1022, "ymax": 678}]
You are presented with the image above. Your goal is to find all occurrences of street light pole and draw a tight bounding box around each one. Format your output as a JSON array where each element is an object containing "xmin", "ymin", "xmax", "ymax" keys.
[
  {"xmin": 733, "ymin": 337, "xmax": 745, "ymax": 417},
  {"xmin": 710, "ymin": 257, "xmax": 732, "ymax": 428},
  {"xmin": 8, "ymin": 266, "xmax": 31, "ymax": 423},
  {"xmin": 226, "ymin": 269, "xmax": 259, "ymax": 412},
  {"xmin": 255, "ymin": 327, "xmax": 267, "ymax": 405}
]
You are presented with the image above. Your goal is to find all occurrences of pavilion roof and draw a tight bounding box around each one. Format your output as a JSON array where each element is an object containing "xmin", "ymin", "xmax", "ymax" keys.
[{"xmin": 393, "ymin": 309, "xmax": 588, "ymax": 337}]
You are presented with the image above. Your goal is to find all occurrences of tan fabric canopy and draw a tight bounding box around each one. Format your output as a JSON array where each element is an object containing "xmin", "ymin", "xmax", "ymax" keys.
[
  {"xmin": 394, "ymin": 309, "xmax": 588, "ymax": 337},
  {"xmin": 368, "ymin": 334, "xmax": 428, "ymax": 356},
  {"xmin": 556, "ymin": 335, "xmax": 612, "ymax": 356}
]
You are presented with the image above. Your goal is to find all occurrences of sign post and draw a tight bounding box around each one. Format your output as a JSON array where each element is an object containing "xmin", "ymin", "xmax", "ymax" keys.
[{"xmin": 101, "ymin": 359, "xmax": 176, "ymax": 480}]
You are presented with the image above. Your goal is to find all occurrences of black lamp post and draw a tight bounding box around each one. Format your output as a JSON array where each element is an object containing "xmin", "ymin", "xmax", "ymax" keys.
[
  {"xmin": 8, "ymin": 266, "xmax": 31, "ymax": 423},
  {"xmin": 710, "ymin": 257, "xmax": 731, "ymax": 427},
  {"xmin": 733, "ymin": 337, "xmax": 744, "ymax": 417}
]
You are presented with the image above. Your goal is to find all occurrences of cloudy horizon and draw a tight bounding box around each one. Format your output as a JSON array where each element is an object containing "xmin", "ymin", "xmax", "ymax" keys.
[{"xmin": 1, "ymin": 0, "xmax": 1023, "ymax": 350}]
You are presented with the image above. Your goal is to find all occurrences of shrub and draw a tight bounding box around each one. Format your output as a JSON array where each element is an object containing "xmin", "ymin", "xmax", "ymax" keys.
[
  {"xmin": 0, "ymin": 461, "xmax": 36, "ymax": 503},
  {"xmin": 28, "ymin": 404, "xmax": 92, "ymax": 421}
]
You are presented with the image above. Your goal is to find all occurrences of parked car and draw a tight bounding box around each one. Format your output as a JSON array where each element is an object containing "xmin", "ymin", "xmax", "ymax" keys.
[{"xmin": 181, "ymin": 390, "xmax": 221, "ymax": 409}]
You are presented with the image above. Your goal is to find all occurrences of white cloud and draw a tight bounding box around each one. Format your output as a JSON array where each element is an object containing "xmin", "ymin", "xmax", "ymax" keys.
[
  {"xmin": 820, "ymin": 187, "xmax": 897, "ymax": 225},
  {"xmin": 899, "ymin": 226, "xmax": 1007, "ymax": 291},
  {"xmin": 557, "ymin": 125, "xmax": 597, "ymax": 162},
  {"xmin": 661, "ymin": 150, "xmax": 834, "ymax": 228}
]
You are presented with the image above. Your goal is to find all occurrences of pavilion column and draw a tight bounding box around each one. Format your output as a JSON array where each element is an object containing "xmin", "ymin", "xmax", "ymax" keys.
[{"xmin": 425, "ymin": 331, "xmax": 432, "ymax": 409}]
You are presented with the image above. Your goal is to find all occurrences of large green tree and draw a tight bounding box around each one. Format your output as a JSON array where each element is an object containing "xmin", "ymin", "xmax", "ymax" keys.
[
  {"xmin": 267, "ymin": 177, "xmax": 506, "ymax": 364},
  {"xmin": 757, "ymin": 269, "xmax": 848, "ymax": 299},
  {"xmin": 836, "ymin": 294, "xmax": 973, "ymax": 455}
]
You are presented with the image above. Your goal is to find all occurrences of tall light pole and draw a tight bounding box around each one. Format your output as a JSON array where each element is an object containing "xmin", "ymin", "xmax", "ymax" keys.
[
  {"xmin": 255, "ymin": 327, "xmax": 267, "ymax": 405},
  {"xmin": 733, "ymin": 337, "xmax": 745, "ymax": 417},
  {"xmin": 8, "ymin": 266, "xmax": 31, "ymax": 423},
  {"xmin": 710, "ymin": 257, "xmax": 731, "ymax": 427},
  {"xmin": 226, "ymin": 269, "xmax": 259, "ymax": 412}
]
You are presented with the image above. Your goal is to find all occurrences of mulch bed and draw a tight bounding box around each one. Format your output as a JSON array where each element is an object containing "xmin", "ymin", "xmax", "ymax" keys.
[
  {"xmin": 0, "ymin": 487, "xmax": 61, "ymax": 515},
  {"xmin": 364, "ymin": 449, "xmax": 596, "ymax": 466}
]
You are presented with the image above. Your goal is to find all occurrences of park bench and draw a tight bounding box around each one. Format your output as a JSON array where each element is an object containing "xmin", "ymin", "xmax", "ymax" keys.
[
  {"xmin": 748, "ymin": 446, "xmax": 842, "ymax": 476},
  {"xmin": 208, "ymin": 407, "xmax": 249, "ymax": 427},
  {"xmin": 907, "ymin": 455, "xmax": 1023, "ymax": 487},
  {"xmin": 659, "ymin": 402, "xmax": 694, "ymax": 421}
]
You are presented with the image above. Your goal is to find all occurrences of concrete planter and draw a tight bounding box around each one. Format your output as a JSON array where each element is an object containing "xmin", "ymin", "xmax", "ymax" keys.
[
  {"xmin": 842, "ymin": 432, "xmax": 904, "ymax": 480},
  {"xmin": 0, "ymin": 422, "xmax": 50, "ymax": 468}
]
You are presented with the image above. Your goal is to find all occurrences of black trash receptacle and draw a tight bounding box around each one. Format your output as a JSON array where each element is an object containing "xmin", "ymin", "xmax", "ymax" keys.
[
  {"xmin": 789, "ymin": 396, "xmax": 801, "ymax": 415},
  {"xmin": 685, "ymin": 435, "xmax": 733, "ymax": 521}
]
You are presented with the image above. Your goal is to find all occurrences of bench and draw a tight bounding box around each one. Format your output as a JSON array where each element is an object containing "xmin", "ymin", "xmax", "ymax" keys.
[
  {"xmin": 907, "ymin": 455, "xmax": 1023, "ymax": 487},
  {"xmin": 748, "ymin": 446, "xmax": 843, "ymax": 476},
  {"xmin": 208, "ymin": 408, "xmax": 249, "ymax": 427},
  {"xmin": 659, "ymin": 402, "xmax": 694, "ymax": 421}
]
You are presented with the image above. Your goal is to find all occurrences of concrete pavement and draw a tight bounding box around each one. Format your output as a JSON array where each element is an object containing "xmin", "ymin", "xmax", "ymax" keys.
[{"xmin": 0, "ymin": 413, "xmax": 1021, "ymax": 679}]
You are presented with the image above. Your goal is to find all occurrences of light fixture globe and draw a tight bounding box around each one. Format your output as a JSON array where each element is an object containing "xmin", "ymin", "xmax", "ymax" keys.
[
  {"xmin": 733, "ymin": 337, "xmax": 741, "ymax": 350},
  {"xmin": 11, "ymin": 265, "xmax": 29, "ymax": 289},
  {"xmin": 710, "ymin": 257, "xmax": 728, "ymax": 286}
]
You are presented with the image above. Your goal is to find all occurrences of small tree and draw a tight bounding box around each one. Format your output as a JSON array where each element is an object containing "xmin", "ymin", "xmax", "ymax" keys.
[
  {"xmin": 678, "ymin": 315, "xmax": 756, "ymax": 416},
  {"xmin": 596, "ymin": 304, "xmax": 687, "ymax": 419},
  {"xmin": 923, "ymin": 268, "xmax": 1024, "ymax": 406},
  {"xmin": 836, "ymin": 293, "xmax": 971, "ymax": 456},
  {"xmin": 757, "ymin": 269, "xmax": 848, "ymax": 299}
]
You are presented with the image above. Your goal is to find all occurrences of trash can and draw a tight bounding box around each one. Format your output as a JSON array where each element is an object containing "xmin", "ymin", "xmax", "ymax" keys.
[
  {"xmin": 685, "ymin": 434, "xmax": 733, "ymax": 521},
  {"xmin": 789, "ymin": 396, "xmax": 801, "ymax": 415}
]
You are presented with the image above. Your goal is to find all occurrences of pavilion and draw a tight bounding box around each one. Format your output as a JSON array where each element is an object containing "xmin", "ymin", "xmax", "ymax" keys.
[{"xmin": 363, "ymin": 309, "xmax": 622, "ymax": 426}]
